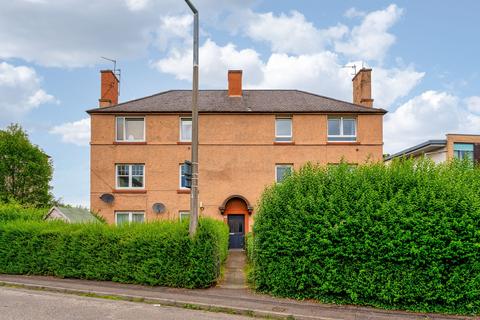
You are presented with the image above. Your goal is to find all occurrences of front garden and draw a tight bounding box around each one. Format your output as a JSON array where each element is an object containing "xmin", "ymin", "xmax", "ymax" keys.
[
  {"xmin": 249, "ymin": 159, "xmax": 480, "ymax": 315},
  {"xmin": 0, "ymin": 204, "xmax": 228, "ymax": 288}
]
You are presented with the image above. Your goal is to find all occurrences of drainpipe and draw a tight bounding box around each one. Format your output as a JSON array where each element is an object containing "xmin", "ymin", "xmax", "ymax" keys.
[{"xmin": 185, "ymin": 0, "xmax": 199, "ymax": 237}]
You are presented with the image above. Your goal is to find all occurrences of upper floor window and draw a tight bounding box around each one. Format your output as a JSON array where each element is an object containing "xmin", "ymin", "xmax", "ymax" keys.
[
  {"xmin": 454, "ymin": 143, "xmax": 474, "ymax": 163},
  {"xmin": 328, "ymin": 117, "xmax": 356, "ymax": 142},
  {"xmin": 115, "ymin": 211, "xmax": 145, "ymax": 225},
  {"xmin": 180, "ymin": 117, "xmax": 192, "ymax": 142},
  {"xmin": 179, "ymin": 164, "xmax": 189, "ymax": 189},
  {"xmin": 275, "ymin": 117, "xmax": 292, "ymax": 142},
  {"xmin": 276, "ymin": 164, "xmax": 293, "ymax": 183},
  {"xmin": 116, "ymin": 164, "xmax": 144, "ymax": 189},
  {"xmin": 116, "ymin": 117, "xmax": 145, "ymax": 142}
]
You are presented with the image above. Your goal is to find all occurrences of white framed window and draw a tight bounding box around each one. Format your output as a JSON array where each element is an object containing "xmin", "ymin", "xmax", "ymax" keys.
[
  {"xmin": 179, "ymin": 164, "xmax": 189, "ymax": 189},
  {"xmin": 328, "ymin": 117, "xmax": 356, "ymax": 142},
  {"xmin": 180, "ymin": 117, "xmax": 192, "ymax": 142},
  {"xmin": 179, "ymin": 211, "xmax": 190, "ymax": 222},
  {"xmin": 116, "ymin": 117, "xmax": 145, "ymax": 142},
  {"xmin": 275, "ymin": 164, "xmax": 293, "ymax": 183},
  {"xmin": 275, "ymin": 117, "xmax": 292, "ymax": 142},
  {"xmin": 116, "ymin": 164, "xmax": 145, "ymax": 189},
  {"xmin": 115, "ymin": 211, "xmax": 145, "ymax": 225}
]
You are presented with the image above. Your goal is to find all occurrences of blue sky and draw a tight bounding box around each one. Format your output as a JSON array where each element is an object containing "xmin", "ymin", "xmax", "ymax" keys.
[{"xmin": 0, "ymin": 0, "xmax": 479, "ymax": 206}]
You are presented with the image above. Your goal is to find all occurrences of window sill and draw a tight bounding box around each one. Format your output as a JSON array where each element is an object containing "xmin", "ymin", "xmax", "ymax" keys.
[
  {"xmin": 177, "ymin": 141, "xmax": 192, "ymax": 145},
  {"xmin": 177, "ymin": 189, "xmax": 191, "ymax": 194},
  {"xmin": 114, "ymin": 141, "xmax": 147, "ymax": 145},
  {"xmin": 113, "ymin": 189, "xmax": 147, "ymax": 194},
  {"xmin": 327, "ymin": 141, "xmax": 360, "ymax": 145},
  {"xmin": 274, "ymin": 141, "xmax": 295, "ymax": 145}
]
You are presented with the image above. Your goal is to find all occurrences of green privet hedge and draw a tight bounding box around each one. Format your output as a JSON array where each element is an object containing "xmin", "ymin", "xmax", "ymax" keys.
[
  {"xmin": 252, "ymin": 159, "xmax": 480, "ymax": 315},
  {"xmin": 0, "ymin": 218, "xmax": 229, "ymax": 288},
  {"xmin": 0, "ymin": 202, "xmax": 46, "ymax": 222}
]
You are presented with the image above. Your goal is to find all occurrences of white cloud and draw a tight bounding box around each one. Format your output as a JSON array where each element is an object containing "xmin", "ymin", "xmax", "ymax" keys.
[
  {"xmin": 373, "ymin": 66, "xmax": 425, "ymax": 107},
  {"xmin": 124, "ymin": 0, "xmax": 150, "ymax": 11},
  {"xmin": 50, "ymin": 118, "xmax": 90, "ymax": 146},
  {"xmin": 155, "ymin": 38, "xmax": 264, "ymax": 88},
  {"xmin": 335, "ymin": 4, "xmax": 403, "ymax": 61},
  {"xmin": 344, "ymin": 7, "xmax": 366, "ymax": 18},
  {"xmin": 155, "ymin": 14, "xmax": 193, "ymax": 51},
  {"xmin": 0, "ymin": 61, "xmax": 56, "ymax": 121},
  {"xmin": 155, "ymin": 34, "xmax": 423, "ymax": 107},
  {"xmin": 0, "ymin": 0, "xmax": 258, "ymax": 68},
  {"xmin": 245, "ymin": 10, "xmax": 348, "ymax": 55},
  {"xmin": 465, "ymin": 96, "xmax": 480, "ymax": 114},
  {"xmin": 384, "ymin": 91, "xmax": 480, "ymax": 153},
  {"xmin": 27, "ymin": 89, "xmax": 56, "ymax": 107}
]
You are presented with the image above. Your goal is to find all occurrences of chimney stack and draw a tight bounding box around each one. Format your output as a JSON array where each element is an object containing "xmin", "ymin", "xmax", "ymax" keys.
[
  {"xmin": 228, "ymin": 70, "xmax": 242, "ymax": 97},
  {"xmin": 99, "ymin": 70, "xmax": 119, "ymax": 107},
  {"xmin": 352, "ymin": 68, "xmax": 373, "ymax": 107}
]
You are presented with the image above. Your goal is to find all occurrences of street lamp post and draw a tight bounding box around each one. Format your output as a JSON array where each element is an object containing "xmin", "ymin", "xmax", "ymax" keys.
[{"xmin": 185, "ymin": 0, "xmax": 199, "ymax": 237}]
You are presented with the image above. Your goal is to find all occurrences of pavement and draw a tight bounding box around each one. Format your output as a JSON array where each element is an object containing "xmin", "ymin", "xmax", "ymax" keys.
[
  {"xmin": 0, "ymin": 286, "xmax": 253, "ymax": 320},
  {"xmin": 0, "ymin": 250, "xmax": 474, "ymax": 320}
]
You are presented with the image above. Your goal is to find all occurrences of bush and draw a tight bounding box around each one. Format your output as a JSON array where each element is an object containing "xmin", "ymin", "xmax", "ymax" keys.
[
  {"xmin": 0, "ymin": 202, "xmax": 46, "ymax": 222},
  {"xmin": 252, "ymin": 159, "xmax": 480, "ymax": 315},
  {"xmin": 0, "ymin": 218, "xmax": 228, "ymax": 288}
]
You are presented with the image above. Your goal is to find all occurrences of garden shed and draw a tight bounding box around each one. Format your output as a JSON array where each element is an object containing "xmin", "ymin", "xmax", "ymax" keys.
[{"xmin": 44, "ymin": 206, "xmax": 97, "ymax": 223}]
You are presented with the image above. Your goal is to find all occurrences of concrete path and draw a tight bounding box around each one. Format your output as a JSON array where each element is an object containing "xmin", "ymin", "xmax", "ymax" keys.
[
  {"xmin": 0, "ymin": 286, "xmax": 253, "ymax": 320},
  {"xmin": 216, "ymin": 249, "xmax": 247, "ymax": 289},
  {"xmin": 0, "ymin": 274, "xmax": 471, "ymax": 320}
]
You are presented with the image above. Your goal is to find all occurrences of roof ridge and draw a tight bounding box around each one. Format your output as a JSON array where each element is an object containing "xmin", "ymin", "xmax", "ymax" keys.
[{"xmin": 295, "ymin": 89, "xmax": 387, "ymax": 112}]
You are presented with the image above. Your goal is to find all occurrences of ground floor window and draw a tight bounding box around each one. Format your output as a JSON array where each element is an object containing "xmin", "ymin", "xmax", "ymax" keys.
[
  {"xmin": 115, "ymin": 211, "xmax": 145, "ymax": 225},
  {"xmin": 454, "ymin": 143, "xmax": 474, "ymax": 163},
  {"xmin": 179, "ymin": 211, "xmax": 190, "ymax": 222},
  {"xmin": 275, "ymin": 164, "xmax": 293, "ymax": 183}
]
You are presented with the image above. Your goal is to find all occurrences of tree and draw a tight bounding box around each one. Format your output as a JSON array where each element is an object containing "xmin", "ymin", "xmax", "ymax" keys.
[{"xmin": 0, "ymin": 124, "xmax": 53, "ymax": 207}]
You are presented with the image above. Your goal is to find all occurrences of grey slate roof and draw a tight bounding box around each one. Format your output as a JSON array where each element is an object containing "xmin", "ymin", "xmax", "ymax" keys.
[{"xmin": 87, "ymin": 90, "xmax": 387, "ymax": 114}]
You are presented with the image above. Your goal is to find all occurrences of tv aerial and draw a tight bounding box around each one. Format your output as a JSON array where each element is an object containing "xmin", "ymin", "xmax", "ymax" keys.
[{"xmin": 101, "ymin": 56, "xmax": 121, "ymax": 96}]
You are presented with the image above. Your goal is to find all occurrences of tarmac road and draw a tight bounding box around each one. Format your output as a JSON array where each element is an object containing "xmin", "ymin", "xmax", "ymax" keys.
[{"xmin": 0, "ymin": 286, "xmax": 254, "ymax": 320}]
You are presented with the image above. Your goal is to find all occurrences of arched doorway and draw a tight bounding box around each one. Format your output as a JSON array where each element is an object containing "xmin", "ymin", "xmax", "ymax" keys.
[{"xmin": 219, "ymin": 195, "xmax": 253, "ymax": 249}]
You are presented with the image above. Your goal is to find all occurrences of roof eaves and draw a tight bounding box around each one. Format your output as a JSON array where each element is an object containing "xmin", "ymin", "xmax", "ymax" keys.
[{"xmin": 385, "ymin": 139, "xmax": 447, "ymax": 161}]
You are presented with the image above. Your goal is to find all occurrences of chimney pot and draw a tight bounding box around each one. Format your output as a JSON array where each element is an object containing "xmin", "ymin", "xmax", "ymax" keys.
[
  {"xmin": 352, "ymin": 68, "xmax": 373, "ymax": 108},
  {"xmin": 99, "ymin": 70, "xmax": 119, "ymax": 107},
  {"xmin": 228, "ymin": 70, "xmax": 242, "ymax": 97}
]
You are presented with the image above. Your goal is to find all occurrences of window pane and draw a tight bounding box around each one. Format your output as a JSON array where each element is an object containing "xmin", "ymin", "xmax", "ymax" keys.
[
  {"xmin": 131, "ymin": 176, "xmax": 143, "ymax": 187},
  {"xmin": 116, "ymin": 117, "xmax": 124, "ymax": 141},
  {"xmin": 180, "ymin": 212, "xmax": 190, "ymax": 222},
  {"xmin": 181, "ymin": 118, "xmax": 192, "ymax": 141},
  {"xmin": 125, "ymin": 118, "xmax": 144, "ymax": 141},
  {"xmin": 328, "ymin": 136, "xmax": 356, "ymax": 142},
  {"xmin": 118, "ymin": 176, "xmax": 129, "ymax": 188},
  {"xmin": 180, "ymin": 165, "xmax": 188, "ymax": 188},
  {"xmin": 116, "ymin": 213, "xmax": 129, "ymax": 225},
  {"xmin": 131, "ymin": 165, "xmax": 144, "ymax": 176},
  {"xmin": 343, "ymin": 119, "xmax": 356, "ymax": 136},
  {"xmin": 132, "ymin": 213, "xmax": 144, "ymax": 223},
  {"xmin": 328, "ymin": 119, "xmax": 341, "ymax": 136},
  {"xmin": 454, "ymin": 143, "xmax": 474, "ymax": 152},
  {"xmin": 276, "ymin": 165, "xmax": 292, "ymax": 182},
  {"xmin": 117, "ymin": 165, "xmax": 129, "ymax": 176},
  {"xmin": 276, "ymin": 119, "xmax": 292, "ymax": 137}
]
